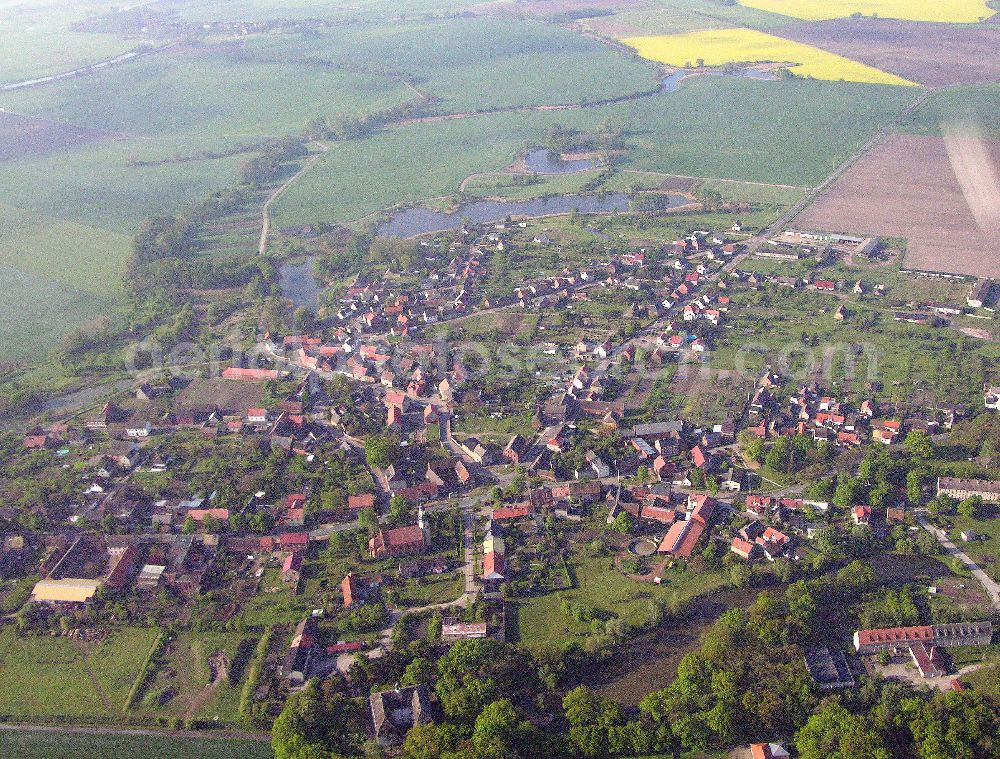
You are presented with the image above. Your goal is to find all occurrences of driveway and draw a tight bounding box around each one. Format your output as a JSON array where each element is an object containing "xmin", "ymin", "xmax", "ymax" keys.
[{"xmin": 917, "ymin": 514, "xmax": 1000, "ymax": 612}]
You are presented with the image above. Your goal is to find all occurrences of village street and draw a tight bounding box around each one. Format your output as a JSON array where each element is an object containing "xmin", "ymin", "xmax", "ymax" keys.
[{"xmin": 916, "ymin": 513, "xmax": 1000, "ymax": 612}]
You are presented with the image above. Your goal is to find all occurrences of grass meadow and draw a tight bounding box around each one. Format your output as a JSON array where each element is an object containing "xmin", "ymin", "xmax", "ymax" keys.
[
  {"xmin": 0, "ymin": 1, "xmax": 132, "ymax": 83},
  {"xmin": 514, "ymin": 552, "xmax": 726, "ymax": 654},
  {"xmin": 713, "ymin": 282, "xmax": 1000, "ymax": 409},
  {"xmin": 0, "ymin": 52, "xmax": 415, "ymax": 150},
  {"xmin": 0, "ymin": 626, "xmax": 159, "ymax": 719},
  {"xmin": 0, "ymin": 731, "xmax": 274, "ymax": 759},
  {"xmin": 242, "ymin": 17, "xmax": 661, "ymax": 114},
  {"xmin": 275, "ymin": 76, "xmax": 915, "ymax": 226},
  {"xmin": 133, "ymin": 631, "xmax": 250, "ymax": 723}
]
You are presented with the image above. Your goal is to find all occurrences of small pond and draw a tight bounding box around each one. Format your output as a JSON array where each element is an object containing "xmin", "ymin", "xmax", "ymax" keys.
[
  {"xmin": 523, "ymin": 148, "xmax": 599, "ymax": 174},
  {"xmin": 278, "ymin": 256, "xmax": 320, "ymax": 311}
]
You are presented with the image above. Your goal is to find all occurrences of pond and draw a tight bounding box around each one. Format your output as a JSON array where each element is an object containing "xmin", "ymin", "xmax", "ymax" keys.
[
  {"xmin": 278, "ymin": 256, "xmax": 320, "ymax": 312},
  {"xmin": 523, "ymin": 148, "xmax": 599, "ymax": 174},
  {"xmin": 378, "ymin": 192, "xmax": 689, "ymax": 238}
]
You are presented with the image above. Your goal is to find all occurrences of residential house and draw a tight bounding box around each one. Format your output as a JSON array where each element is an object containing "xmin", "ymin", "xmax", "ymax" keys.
[
  {"xmin": 936, "ymin": 477, "xmax": 1000, "ymax": 504},
  {"xmin": 370, "ymin": 685, "xmax": 434, "ymax": 747}
]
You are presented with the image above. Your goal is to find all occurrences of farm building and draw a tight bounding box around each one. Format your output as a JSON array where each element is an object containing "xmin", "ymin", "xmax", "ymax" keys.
[{"xmin": 31, "ymin": 578, "xmax": 101, "ymax": 604}]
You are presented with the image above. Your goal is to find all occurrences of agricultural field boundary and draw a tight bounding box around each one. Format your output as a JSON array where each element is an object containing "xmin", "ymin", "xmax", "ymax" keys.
[
  {"xmin": 773, "ymin": 87, "xmax": 934, "ymax": 244},
  {"xmin": 258, "ymin": 142, "xmax": 328, "ymax": 255}
]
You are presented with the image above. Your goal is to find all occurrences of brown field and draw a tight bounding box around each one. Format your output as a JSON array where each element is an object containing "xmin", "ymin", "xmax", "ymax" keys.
[
  {"xmin": 0, "ymin": 111, "xmax": 109, "ymax": 162},
  {"xmin": 774, "ymin": 18, "xmax": 1000, "ymax": 87},
  {"xmin": 175, "ymin": 378, "xmax": 265, "ymax": 414},
  {"xmin": 797, "ymin": 133, "xmax": 1000, "ymax": 278}
]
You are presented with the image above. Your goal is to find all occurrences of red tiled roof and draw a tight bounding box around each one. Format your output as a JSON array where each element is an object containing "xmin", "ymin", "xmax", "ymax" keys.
[
  {"xmin": 492, "ymin": 506, "xmax": 531, "ymax": 521},
  {"xmin": 690, "ymin": 494, "xmax": 714, "ymax": 524},
  {"xmin": 483, "ymin": 550, "xmax": 505, "ymax": 578},
  {"xmin": 187, "ymin": 508, "xmax": 229, "ymax": 522},
  {"xmin": 222, "ymin": 367, "xmax": 279, "ymax": 381},
  {"xmin": 285, "ymin": 493, "xmax": 307, "ymax": 509},
  {"xmin": 382, "ymin": 524, "xmax": 425, "ymax": 548},
  {"xmin": 348, "ymin": 493, "xmax": 375, "ymax": 510},
  {"xmin": 675, "ymin": 520, "xmax": 705, "ymax": 558},
  {"xmin": 856, "ymin": 625, "xmax": 934, "ymax": 647},
  {"xmin": 282, "ymin": 552, "xmax": 303, "ymax": 573},
  {"xmin": 658, "ymin": 520, "xmax": 690, "ymax": 554},
  {"xmin": 731, "ymin": 537, "xmax": 755, "ymax": 556}
]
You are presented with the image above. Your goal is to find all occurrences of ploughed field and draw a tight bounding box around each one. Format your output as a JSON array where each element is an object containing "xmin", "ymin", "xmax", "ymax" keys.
[
  {"xmin": 774, "ymin": 18, "xmax": 1000, "ymax": 87},
  {"xmin": 796, "ymin": 133, "xmax": 1000, "ymax": 278},
  {"xmin": 0, "ymin": 112, "xmax": 111, "ymax": 162}
]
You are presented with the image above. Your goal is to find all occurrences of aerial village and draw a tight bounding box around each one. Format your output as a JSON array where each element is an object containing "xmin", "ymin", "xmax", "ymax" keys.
[{"xmin": 2, "ymin": 214, "xmax": 998, "ymax": 756}]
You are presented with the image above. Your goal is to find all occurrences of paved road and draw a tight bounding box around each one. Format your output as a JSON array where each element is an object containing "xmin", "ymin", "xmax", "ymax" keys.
[
  {"xmin": 917, "ymin": 513, "xmax": 1000, "ymax": 612},
  {"xmin": 462, "ymin": 510, "xmax": 477, "ymax": 596}
]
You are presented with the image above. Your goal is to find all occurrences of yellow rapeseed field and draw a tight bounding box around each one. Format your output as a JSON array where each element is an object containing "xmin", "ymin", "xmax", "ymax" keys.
[
  {"xmin": 623, "ymin": 29, "xmax": 917, "ymax": 86},
  {"xmin": 737, "ymin": 0, "xmax": 995, "ymax": 23}
]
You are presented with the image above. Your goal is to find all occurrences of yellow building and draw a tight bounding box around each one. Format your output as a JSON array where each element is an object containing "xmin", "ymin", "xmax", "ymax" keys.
[
  {"xmin": 483, "ymin": 532, "xmax": 505, "ymax": 556},
  {"xmin": 31, "ymin": 578, "xmax": 101, "ymax": 604}
]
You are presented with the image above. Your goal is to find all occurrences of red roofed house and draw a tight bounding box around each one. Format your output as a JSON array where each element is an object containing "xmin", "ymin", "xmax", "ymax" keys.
[
  {"xmin": 853, "ymin": 625, "xmax": 935, "ymax": 654},
  {"xmin": 483, "ymin": 550, "xmax": 505, "ymax": 580},
  {"xmin": 282, "ymin": 552, "xmax": 304, "ymax": 586},
  {"xmin": 341, "ymin": 571, "xmax": 378, "ymax": 609},
  {"xmin": 285, "ymin": 494, "xmax": 307, "ymax": 510},
  {"xmin": 492, "ymin": 505, "xmax": 531, "ymax": 521},
  {"xmin": 689, "ymin": 494, "xmax": 714, "ymax": 524},
  {"xmin": 731, "ymin": 537, "xmax": 759, "ymax": 560},
  {"xmin": 279, "ymin": 532, "xmax": 309, "ymax": 550},
  {"xmin": 690, "ymin": 445, "xmax": 711, "ymax": 469},
  {"xmin": 658, "ymin": 519, "xmax": 691, "ymax": 555},
  {"xmin": 348, "ymin": 493, "xmax": 376, "ymax": 511},
  {"xmin": 852, "ymin": 505, "xmax": 872, "ymax": 525},
  {"xmin": 750, "ymin": 744, "xmax": 790, "ymax": 759},
  {"xmin": 187, "ymin": 508, "xmax": 230, "ymax": 523},
  {"xmin": 641, "ymin": 503, "xmax": 676, "ymax": 525},
  {"xmin": 370, "ymin": 524, "xmax": 427, "ymax": 560},
  {"xmin": 222, "ymin": 367, "xmax": 280, "ymax": 382}
]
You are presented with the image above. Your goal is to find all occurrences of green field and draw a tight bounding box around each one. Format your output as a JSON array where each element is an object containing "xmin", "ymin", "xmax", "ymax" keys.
[
  {"xmin": 0, "ymin": 204, "xmax": 130, "ymax": 294},
  {"xmin": 0, "ymin": 53, "xmax": 414, "ymax": 150},
  {"xmin": 242, "ymin": 17, "xmax": 661, "ymax": 114},
  {"xmin": 0, "ymin": 7, "xmax": 918, "ymax": 358},
  {"xmin": 0, "ymin": 626, "xmax": 160, "ymax": 719},
  {"xmin": 134, "ymin": 631, "xmax": 250, "ymax": 723},
  {"xmin": 713, "ymin": 281, "xmax": 1000, "ymax": 408},
  {"xmin": 899, "ymin": 84, "xmax": 1000, "ymax": 138},
  {"xmin": 0, "ymin": 730, "xmax": 274, "ymax": 759},
  {"xmin": 0, "ymin": 1, "xmax": 133, "ymax": 84},
  {"xmin": 275, "ymin": 76, "xmax": 915, "ymax": 226},
  {"xmin": 514, "ymin": 553, "xmax": 726, "ymax": 653}
]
